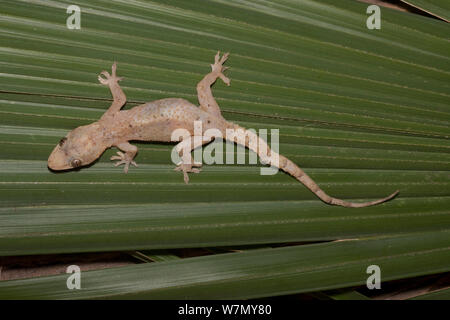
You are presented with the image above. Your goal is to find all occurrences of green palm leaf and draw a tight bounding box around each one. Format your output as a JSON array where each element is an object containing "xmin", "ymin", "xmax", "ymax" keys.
[
  {"xmin": 400, "ymin": 0, "xmax": 450, "ymax": 22},
  {"xmin": 0, "ymin": 0, "xmax": 449, "ymax": 299},
  {"xmin": 0, "ymin": 231, "xmax": 449, "ymax": 299}
]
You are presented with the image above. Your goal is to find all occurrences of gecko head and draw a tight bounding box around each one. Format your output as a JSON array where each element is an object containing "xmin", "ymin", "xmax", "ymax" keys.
[{"xmin": 48, "ymin": 123, "xmax": 107, "ymax": 171}]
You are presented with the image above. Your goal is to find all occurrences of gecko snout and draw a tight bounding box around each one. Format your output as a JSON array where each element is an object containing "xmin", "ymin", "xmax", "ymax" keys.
[{"xmin": 47, "ymin": 146, "xmax": 72, "ymax": 171}]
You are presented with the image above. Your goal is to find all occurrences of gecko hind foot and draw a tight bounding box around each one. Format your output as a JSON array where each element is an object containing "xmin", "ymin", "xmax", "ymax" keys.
[
  {"xmin": 174, "ymin": 163, "xmax": 202, "ymax": 184},
  {"xmin": 98, "ymin": 62, "xmax": 123, "ymax": 86},
  {"xmin": 211, "ymin": 51, "xmax": 230, "ymax": 86},
  {"xmin": 111, "ymin": 151, "xmax": 137, "ymax": 173}
]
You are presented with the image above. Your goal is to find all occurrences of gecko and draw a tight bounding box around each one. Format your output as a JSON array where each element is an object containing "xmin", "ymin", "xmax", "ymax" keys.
[{"xmin": 48, "ymin": 52, "xmax": 399, "ymax": 208}]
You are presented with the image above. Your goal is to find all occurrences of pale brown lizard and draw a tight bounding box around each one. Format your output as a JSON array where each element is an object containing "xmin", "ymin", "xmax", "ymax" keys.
[{"xmin": 48, "ymin": 52, "xmax": 399, "ymax": 207}]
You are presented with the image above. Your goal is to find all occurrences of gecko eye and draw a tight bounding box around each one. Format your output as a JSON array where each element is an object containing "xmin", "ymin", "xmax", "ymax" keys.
[
  {"xmin": 71, "ymin": 159, "xmax": 82, "ymax": 168},
  {"xmin": 59, "ymin": 137, "xmax": 67, "ymax": 146}
]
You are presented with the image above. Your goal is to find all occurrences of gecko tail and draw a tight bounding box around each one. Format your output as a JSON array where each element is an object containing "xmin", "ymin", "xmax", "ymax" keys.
[
  {"xmin": 281, "ymin": 157, "xmax": 399, "ymax": 208},
  {"xmin": 225, "ymin": 122, "xmax": 399, "ymax": 208},
  {"xmin": 317, "ymin": 189, "xmax": 399, "ymax": 208}
]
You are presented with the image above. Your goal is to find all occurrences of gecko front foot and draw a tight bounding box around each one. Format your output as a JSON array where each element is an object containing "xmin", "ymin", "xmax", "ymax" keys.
[
  {"xmin": 111, "ymin": 151, "xmax": 138, "ymax": 173},
  {"xmin": 98, "ymin": 62, "xmax": 123, "ymax": 86},
  {"xmin": 211, "ymin": 51, "xmax": 230, "ymax": 86},
  {"xmin": 174, "ymin": 162, "xmax": 202, "ymax": 184}
]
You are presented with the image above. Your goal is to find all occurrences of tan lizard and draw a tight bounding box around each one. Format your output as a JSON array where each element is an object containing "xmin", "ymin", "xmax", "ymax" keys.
[{"xmin": 48, "ymin": 52, "xmax": 399, "ymax": 207}]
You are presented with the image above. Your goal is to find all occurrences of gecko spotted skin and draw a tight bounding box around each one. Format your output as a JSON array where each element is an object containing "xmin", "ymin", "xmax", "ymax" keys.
[{"xmin": 48, "ymin": 52, "xmax": 398, "ymax": 207}]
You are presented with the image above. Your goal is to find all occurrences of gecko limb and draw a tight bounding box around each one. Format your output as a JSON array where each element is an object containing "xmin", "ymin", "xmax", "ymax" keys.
[
  {"xmin": 174, "ymin": 136, "xmax": 210, "ymax": 184},
  {"xmin": 174, "ymin": 163, "xmax": 202, "ymax": 184},
  {"xmin": 98, "ymin": 62, "xmax": 126, "ymax": 119},
  {"xmin": 111, "ymin": 142, "xmax": 138, "ymax": 173},
  {"xmin": 196, "ymin": 51, "xmax": 230, "ymax": 118}
]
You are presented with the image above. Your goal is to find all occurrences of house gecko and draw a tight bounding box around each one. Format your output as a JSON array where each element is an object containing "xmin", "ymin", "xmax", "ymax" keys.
[{"xmin": 48, "ymin": 52, "xmax": 399, "ymax": 208}]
